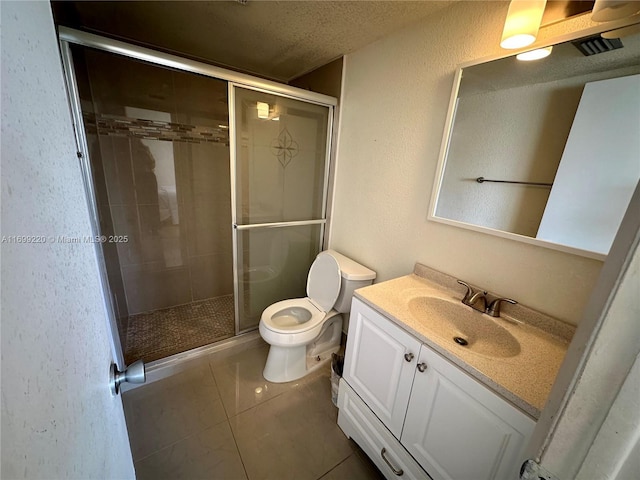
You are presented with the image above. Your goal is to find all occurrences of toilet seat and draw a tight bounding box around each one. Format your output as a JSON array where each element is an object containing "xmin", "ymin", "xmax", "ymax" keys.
[
  {"xmin": 261, "ymin": 297, "xmax": 325, "ymax": 335},
  {"xmin": 260, "ymin": 252, "xmax": 342, "ymax": 337},
  {"xmin": 306, "ymin": 252, "xmax": 342, "ymax": 312}
]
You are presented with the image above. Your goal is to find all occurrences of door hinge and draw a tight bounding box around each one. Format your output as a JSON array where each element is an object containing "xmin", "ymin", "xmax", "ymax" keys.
[{"xmin": 520, "ymin": 459, "xmax": 560, "ymax": 480}]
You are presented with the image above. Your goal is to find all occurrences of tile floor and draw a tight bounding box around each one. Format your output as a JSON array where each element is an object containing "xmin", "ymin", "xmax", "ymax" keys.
[{"xmin": 122, "ymin": 341, "xmax": 384, "ymax": 480}]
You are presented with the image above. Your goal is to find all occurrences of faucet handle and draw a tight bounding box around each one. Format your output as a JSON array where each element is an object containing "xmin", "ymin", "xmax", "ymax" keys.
[
  {"xmin": 456, "ymin": 280, "xmax": 473, "ymax": 301},
  {"xmin": 487, "ymin": 297, "xmax": 517, "ymax": 317}
]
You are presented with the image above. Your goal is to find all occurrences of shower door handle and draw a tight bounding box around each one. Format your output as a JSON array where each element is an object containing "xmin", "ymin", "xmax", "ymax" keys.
[{"xmin": 234, "ymin": 219, "xmax": 326, "ymax": 230}]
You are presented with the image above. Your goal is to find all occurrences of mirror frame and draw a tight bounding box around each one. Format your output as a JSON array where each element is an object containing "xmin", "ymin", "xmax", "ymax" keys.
[{"xmin": 428, "ymin": 22, "xmax": 640, "ymax": 262}]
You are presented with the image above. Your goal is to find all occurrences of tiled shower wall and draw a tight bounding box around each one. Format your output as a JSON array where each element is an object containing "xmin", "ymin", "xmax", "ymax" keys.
[
  {"xmin": 73, "ymin": 45, "xmax": 233, "ymax": 337},
  {"xmin": 94, "ymin": 138, "xmax": 233, "ymax": 316}
]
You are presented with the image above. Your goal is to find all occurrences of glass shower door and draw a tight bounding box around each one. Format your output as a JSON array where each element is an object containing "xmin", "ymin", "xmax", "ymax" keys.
[
  {"xmin": 232, "ymin": 86, "xmax": 332, "ymax": 332},
  {"xmin": 68, "ymin": 45, "xmax": 235, "ymax": 363}
]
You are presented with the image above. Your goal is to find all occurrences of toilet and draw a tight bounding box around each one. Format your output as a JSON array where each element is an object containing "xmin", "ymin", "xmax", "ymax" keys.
[{"xmin": 259, "ymin": 249, "xmax": 376, "ymax": 383}]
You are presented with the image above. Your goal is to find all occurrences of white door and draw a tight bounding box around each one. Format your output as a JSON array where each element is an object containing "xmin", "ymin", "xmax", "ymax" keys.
[
  {"xmin": 528, "ymin": 184, "xmax": 640, "ymax": 479},
  {"xmin": 343, "ymin": 298, "xmax": 421, "ymax": 438},
  {"xmin": 1, "ymin": 3, "xmax": 135, "ymax": 477},
  {"xmin": 536, "ymin": 74, "xmax": 640, "ymax": 254},
  {"xmin": 402, "ymin": 345, "xmax": 535, "ymax": 480}
]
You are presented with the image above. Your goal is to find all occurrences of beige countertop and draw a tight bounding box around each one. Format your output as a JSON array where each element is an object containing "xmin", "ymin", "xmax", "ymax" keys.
[{"xmin": 353, "ymin": 264, "xmax": 575, "ymax": 420}]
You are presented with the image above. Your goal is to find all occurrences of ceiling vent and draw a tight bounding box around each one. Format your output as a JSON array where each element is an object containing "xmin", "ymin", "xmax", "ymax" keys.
[{"xmin": 572, "ymin": 35, "xmax": 623, "ymax": 55}]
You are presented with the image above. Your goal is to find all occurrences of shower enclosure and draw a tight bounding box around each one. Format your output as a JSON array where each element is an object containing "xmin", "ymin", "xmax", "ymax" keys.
[{"xmin": 59, "ymin": 28, "xmax": 335, "ymax": 367}]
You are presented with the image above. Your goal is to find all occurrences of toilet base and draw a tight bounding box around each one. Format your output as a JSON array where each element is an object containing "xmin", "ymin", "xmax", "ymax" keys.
[
  {"xmin": 306, "ymin": 344, "xmax": 340, "ymax": 372},
  {"xmin": 263, "ymin": 345, "xmax": 307, "ymax": 383},
  {"xmin": 263, "ymin": 315, "xmax": 342, "ymax": 383}
]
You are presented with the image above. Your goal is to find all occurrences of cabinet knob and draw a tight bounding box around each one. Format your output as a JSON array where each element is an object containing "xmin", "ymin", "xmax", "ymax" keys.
[
  {"xmin": 380, "ymin": 447, "xmax": 404, "ymax": 476},
  {"xmin": 404, "ymin": 352, "xmax": 414, "ymax": 362},
  {"xmin": 417, "ymin": 362, "xmax": 428, "ymax": 372}
]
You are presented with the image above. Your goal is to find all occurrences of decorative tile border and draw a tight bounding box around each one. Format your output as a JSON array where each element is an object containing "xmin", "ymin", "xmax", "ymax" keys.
[{"xmin": 84, "ymin": 112, "xmax": 229, "ymax": 145}]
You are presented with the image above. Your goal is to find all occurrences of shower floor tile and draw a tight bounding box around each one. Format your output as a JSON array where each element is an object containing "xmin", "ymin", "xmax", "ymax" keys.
[{"xmin": 124, "ymin": 294, "xmax": 235, "ymax": 364}]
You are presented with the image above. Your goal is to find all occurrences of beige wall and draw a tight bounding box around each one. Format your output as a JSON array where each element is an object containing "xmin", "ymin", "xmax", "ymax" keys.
[
  {"xmin": 290, "ymin": 57, "xmax": 344, "ymax": 99},
  {"xmin": 330, "ymin": 1, "xmax": 605, "ymax": 325}
]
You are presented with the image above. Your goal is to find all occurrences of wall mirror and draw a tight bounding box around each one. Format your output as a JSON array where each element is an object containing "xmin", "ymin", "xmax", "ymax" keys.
[{"xmin": 429, "ymin": 29, "xmax": 640, "ymax": 260}]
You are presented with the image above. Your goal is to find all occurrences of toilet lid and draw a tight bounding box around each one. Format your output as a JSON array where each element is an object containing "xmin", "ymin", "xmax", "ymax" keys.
[{"xmin": 307, "ymin": 252, "xmax": 341, "ymax": 312}]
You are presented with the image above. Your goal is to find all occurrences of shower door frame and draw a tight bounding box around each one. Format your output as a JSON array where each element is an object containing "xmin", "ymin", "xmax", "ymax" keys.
[{"xmin": 58, "ymin": 27, "xmax": 337, "ymax": 369}]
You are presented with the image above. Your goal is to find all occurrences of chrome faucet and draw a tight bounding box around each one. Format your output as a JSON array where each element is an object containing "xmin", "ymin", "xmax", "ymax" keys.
[
  {"xmin": 457, "ymin": 280, "xmax": 488, "ymax": 313},
  {"xmin": 457, "ymin": 280, "xmax": 517, "ymax": 317}
]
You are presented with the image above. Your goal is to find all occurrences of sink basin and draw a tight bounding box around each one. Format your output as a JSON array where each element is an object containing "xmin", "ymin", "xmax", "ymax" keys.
[{"xmin": 408, "ymin": 296, "xmax": 520, "ymax": 358}]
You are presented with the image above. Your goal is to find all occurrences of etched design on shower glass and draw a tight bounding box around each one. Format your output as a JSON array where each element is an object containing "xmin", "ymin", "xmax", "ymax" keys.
[
  {"xmin": 234, "ymin": 87, "xmax": 330, "ymax": 331},
  {"xmin": 270, "ymin": 128, "xmax": 299, "ymax": 167},
  {"xmin": 235, "ymin": 88, "xmax": 329, "ymax": 224},
  {"xmin": 71, "ymin": 45, "xmax": 234, "ymax": 363}
]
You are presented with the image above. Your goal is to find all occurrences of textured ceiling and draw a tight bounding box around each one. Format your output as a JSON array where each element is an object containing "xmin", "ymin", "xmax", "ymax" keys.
[
  {"xmin": 52, "ymin": 0, "xmax": 456, "ymax": 82},
  {"xmin": 460, "ymin": 31, "xmax": 640, "ymax": 95}
]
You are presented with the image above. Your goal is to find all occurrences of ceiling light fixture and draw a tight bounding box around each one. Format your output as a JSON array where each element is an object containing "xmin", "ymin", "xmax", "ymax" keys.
[
  {"xmin": 516, "ymin": 46, "xmax": 553, "ymax": 61},
  {"xmin": 501, "ymin": 0, "xmax": 548, "ymax": 49},
  {"xmin": 257, "ymin": 101, "xmax": 269, "ymax": 119},
  {"xmin": 591, "ymin": 0, "xmax": 640, "ymax": 22}
]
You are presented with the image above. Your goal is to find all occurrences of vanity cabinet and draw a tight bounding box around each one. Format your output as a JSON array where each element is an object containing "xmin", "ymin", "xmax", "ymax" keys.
[
  {"xmin": 339, "ymin": 298, "xmax": 535, "ymax": 480},
  {"xmin": 342, "ymin": 298, "xmax": 422, "ymax": 438}
]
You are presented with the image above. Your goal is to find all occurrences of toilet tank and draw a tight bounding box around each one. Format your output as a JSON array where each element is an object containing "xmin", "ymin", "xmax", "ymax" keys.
[{"xmin": 325, "ymin": 250, "xmax": 376, "ymax": 313}]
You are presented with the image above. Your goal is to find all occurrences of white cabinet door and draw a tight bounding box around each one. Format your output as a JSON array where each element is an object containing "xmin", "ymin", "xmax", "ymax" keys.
[
  {"xmin": 344, "ymin": 298, "xmax": 422, "ymax": 438},
  {"xmin": 401, "ymin": 346, "xmax": 535, "ymax": 480}
]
